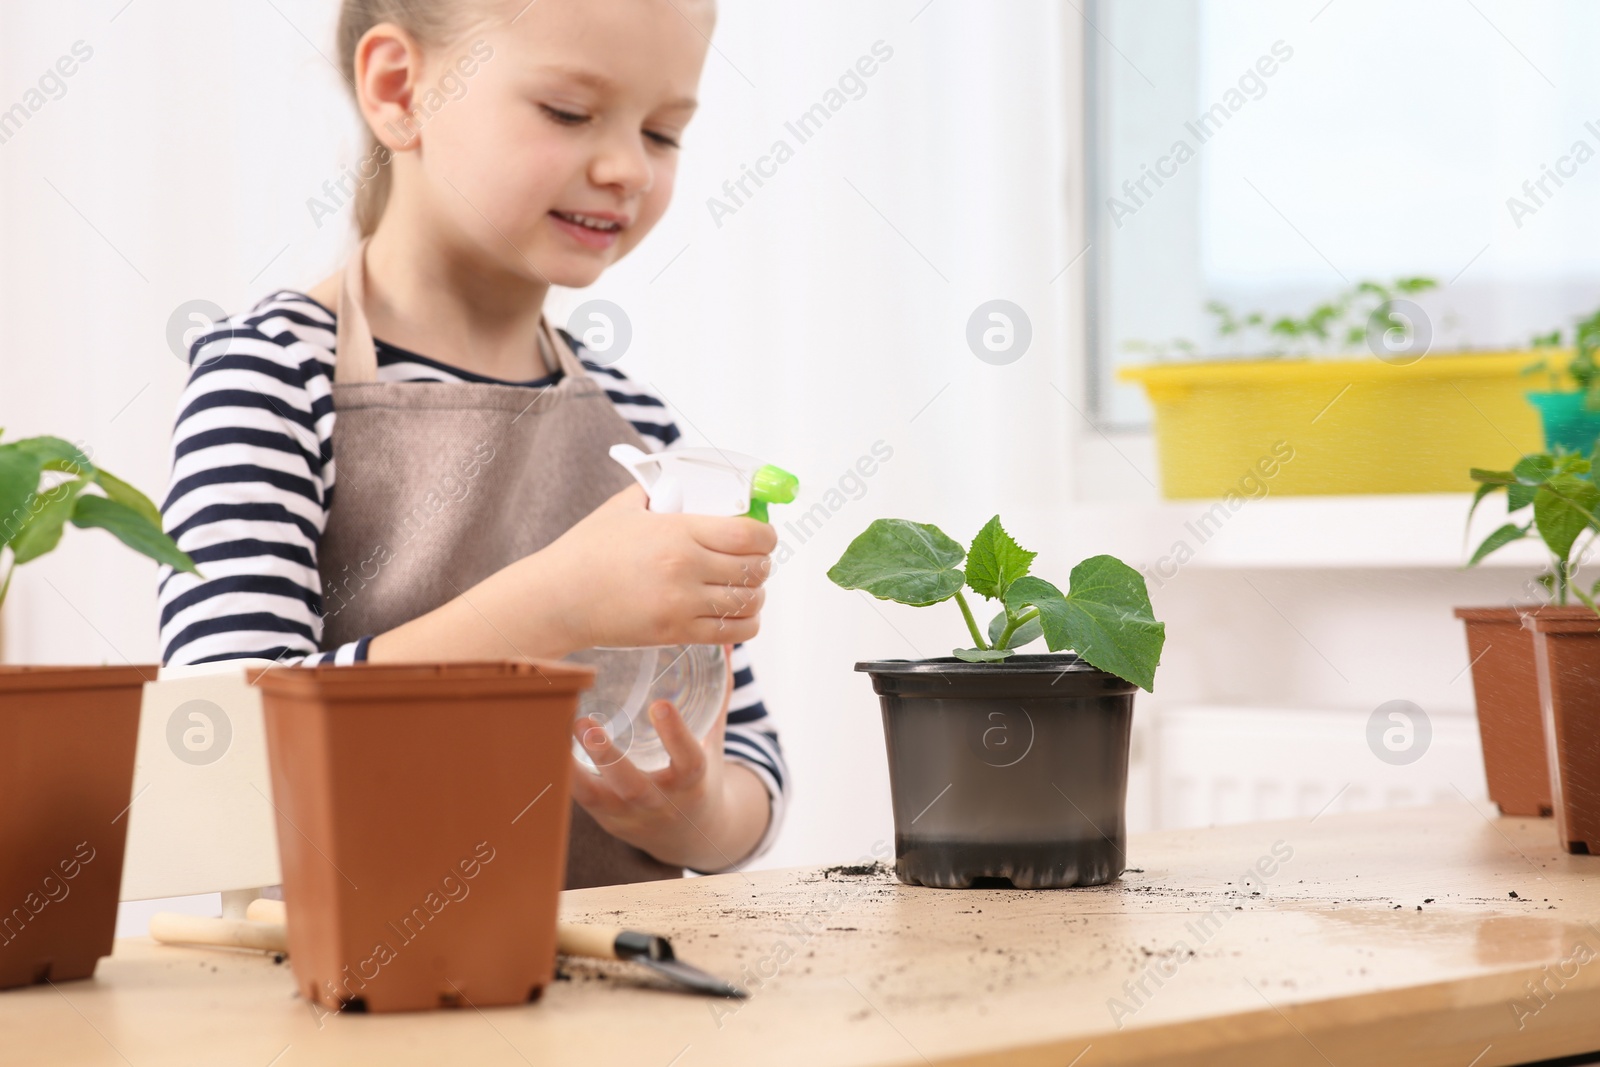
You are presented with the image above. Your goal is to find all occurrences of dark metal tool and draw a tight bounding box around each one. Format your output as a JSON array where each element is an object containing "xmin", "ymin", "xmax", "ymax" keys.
[{"xmin": 557, "ymin": 923, "xmax": 746, "ymax": 999}]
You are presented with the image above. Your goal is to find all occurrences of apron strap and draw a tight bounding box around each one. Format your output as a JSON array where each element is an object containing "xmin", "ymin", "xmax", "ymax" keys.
[
  {"xmin": 334, "ymin": 239, "xmax": 380, "ymax": 385},
  {"xmin": 540, "ymin": 315, "xmax": 590, "ymax": 380},
  {"xmin": 335, "ymin": 237, "xmax": 584, "ymax": 385}
]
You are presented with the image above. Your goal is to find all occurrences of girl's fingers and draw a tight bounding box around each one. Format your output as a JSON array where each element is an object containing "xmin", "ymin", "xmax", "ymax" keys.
[
  {"xmin": 684, "ymin": 514, "xmax": 777, "ymax": 557},
  {"xmin": 699, "ymin": 582, "xmax": 764, "ymax": 621},
  {"xmin": 568, "ymin": 718, "xmax": 621, "ymax": 813},
  {"xmin": 651, "ymin": 701, "xmax": 705, "ymax": 789},
  {"xmin": 567, "ymin": 755, "xmax": 605, "ymax": 809},
  {"xmin": 687, "ymin": 614, "xmax": 760, "ymax": 646},
  {"xmin": 581, "ymin": 719, "xmax": 661, "ymax": 809},
  {"xmin": 693, "ymin": 545, "xmax": 772, "ymax": 590}
]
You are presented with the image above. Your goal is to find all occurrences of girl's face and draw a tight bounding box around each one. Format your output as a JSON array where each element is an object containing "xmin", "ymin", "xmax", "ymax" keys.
[{"xmin": 396, "ymin": 0, "xmax": 712, "ymax": 288}]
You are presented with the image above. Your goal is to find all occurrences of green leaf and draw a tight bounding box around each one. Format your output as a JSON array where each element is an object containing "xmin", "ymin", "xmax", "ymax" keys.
[
  {"xmin": 0, "ymin": 446, "xmax": 46, "ymax": 549},
  {"xmin": 91, "ymin": 467, "xmax": 162, "ymax": 528},
  {"xmin": 827, "ymin": 519, "xmax": 966, "ymax": 606},
  {"xmin": 1507, "ymin": 482, "xmax": 1537, "ymax": 513},
  {"xmin": 11, "ymin": 436, "xmax": 94, "ymax": 476},
  {"xmin": 9, "ymin": 479, "xmax": 88, "ymax": 564},
  {"xmin": 70, "ymin": 494, "xmax": 198, "ymax": 574},
  {"xmin": 1467, "ymin": 480, "xmax": 1501, "ymax": 527},
  {"xmin": 1467, "ymin": 522, "xmax": 1530, "ymax": 567},
  {"xmin": 964, "ymin": 515, "xmax": 1036, "ymax": 601},
  {"xmin": 1513, "ymin": 454, "xmax": 1557, "ymax": 486},
  {"xmin": 953, "ymin": 647, "xmax": 1014, "ymax": 663},
  {"xmin": 1533, "ymin": 477, "xmax": 1600, "ymax": 563},
  {"xmin": 1003, "ymin": 557, "xmax": 1166, "ymax": 693},
  {"xmin": 14, "ymin": 441, "xmax": 163, "ymax": 528},
  {"xmin": 988, "ymin": 608, "xmax": 1044, "ymax": 650}
]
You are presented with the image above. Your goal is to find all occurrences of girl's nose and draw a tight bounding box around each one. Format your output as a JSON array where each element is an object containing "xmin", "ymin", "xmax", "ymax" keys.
[{"xmin": 590, "ymin": 126, "xmax": 654, "ymax": 198}]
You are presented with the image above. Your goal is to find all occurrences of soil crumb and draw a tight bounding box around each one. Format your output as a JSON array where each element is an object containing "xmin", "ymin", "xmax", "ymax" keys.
[{"xmin": 823, "ymin": 861, "xmax": 889, "ymax": 879}]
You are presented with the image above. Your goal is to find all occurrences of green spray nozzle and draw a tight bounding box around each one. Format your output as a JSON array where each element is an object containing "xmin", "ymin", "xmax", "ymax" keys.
[{"xmin": 745, "ymin": 464, "xmax": 799, "ymax": 523}]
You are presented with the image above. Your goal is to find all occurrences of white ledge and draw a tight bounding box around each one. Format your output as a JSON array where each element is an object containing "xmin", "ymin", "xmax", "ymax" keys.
[{"xmin": 1059, "ymin": 493, "xmax": 1557, "ymax": 571}]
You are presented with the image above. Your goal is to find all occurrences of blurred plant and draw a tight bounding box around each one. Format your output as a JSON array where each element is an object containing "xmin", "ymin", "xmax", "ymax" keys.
[
  {"xmin": 1126, "ymin": 276, "xmax": 1439, "ymax": 360},
  {"xmin": 826, "ymin": 515, "xmax": 1165, "ymax": 691},
  {"xmin": 1467, "ymin": 450, "xmax": 1600, "ymax": 611},
  {"xmin": 1523, "ymin": 306, "xmax": 1600, "ymax": 411},
  {"xmin": 0, "ymin": 433, "xmax": 198, "ymax": 610}
]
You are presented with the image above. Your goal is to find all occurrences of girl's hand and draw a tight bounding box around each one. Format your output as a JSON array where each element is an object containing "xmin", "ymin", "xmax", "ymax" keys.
[
  {"xmin": 567, "ymin": 646, "xmax": 770, "ymax": 871},
  {"xmin": 537, "ymin": 483, "xmax": 775, "ymax": 653}
]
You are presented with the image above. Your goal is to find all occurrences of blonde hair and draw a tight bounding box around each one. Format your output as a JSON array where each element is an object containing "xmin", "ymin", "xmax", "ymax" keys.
[
  {"xmin": 337, "ymin": 0, "xmax": 489, "ymax": 237},
  {"xmin": 338, "ymin": 0, "xmax": 714, "ymax": 237}
]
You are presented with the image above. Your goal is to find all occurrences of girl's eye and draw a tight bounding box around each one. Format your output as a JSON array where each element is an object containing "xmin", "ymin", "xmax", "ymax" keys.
[
  {"xmin": 645, "ymin": 130, "xmax": 681, "ymax": 150},
  {"xmin": 541, "ymin": 104, "xmax": 589, "ymax": 125}
]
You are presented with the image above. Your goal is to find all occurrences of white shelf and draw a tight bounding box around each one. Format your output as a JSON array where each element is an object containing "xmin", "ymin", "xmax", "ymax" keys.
[{"xmin": 1059, "ymin": 493, "xmax": 1554, "ymax": 571}]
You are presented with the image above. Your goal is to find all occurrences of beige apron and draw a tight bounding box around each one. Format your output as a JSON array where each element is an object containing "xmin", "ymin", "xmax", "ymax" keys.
[{"xmin": 317, "ymin": 239, "xmax": 682, "ymax": 889}]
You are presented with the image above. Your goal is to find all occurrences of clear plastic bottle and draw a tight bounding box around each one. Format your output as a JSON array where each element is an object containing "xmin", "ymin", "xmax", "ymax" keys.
[
  {"xmin": 567, "ymin": 447, "xmax": 797, "ymax": 774},
  {"xmin": 567, "ymin": 644, "xmax": 728, "ymax": 773}
]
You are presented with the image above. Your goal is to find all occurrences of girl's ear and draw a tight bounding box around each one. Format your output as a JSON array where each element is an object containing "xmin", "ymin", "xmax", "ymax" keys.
[{"xmin": 354, "ymin": 22, "xmax": 424, "ymax": 153}]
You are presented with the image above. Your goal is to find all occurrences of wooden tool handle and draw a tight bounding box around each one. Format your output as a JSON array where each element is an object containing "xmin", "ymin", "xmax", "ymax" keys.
[
  {"xmin": 149, "ymin": 913, "xmax": 287, "ymax": 954},
  {"xmin": 246, "ymin": 898, "xmax": 286, "ymax": 925},
  {"xmin": 557, "ymin": 922, "xmax": 624, "ymax": 961},
  {"xmin": 160, "ymin": 902, "xmax": 627, "ymax": 964}
]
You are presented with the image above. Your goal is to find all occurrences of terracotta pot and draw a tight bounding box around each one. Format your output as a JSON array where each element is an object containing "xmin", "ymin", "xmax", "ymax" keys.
[
  {"xmin": 0, "ymin": 665, "xmax": 149, "ymax": 989},
  {"xmin": 253, "ymin": 661, "xmax": 593, "ymax": 1013},
  {"xmin": 858, "ymin": 654, "xmax": 1135, "ymax": 889},
  {"xmin": 1523, "ymin": 610, "xmax": 1600, "ymax": 855},
  {"xmin": 1454, "ymin": 607, "xmax": 1555, "ymax": 817}
]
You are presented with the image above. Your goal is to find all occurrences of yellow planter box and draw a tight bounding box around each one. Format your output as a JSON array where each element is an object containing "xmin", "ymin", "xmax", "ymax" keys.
[{"xmin": 1118, "ymin": 350, "xmax": 1560, "ymax": 499}]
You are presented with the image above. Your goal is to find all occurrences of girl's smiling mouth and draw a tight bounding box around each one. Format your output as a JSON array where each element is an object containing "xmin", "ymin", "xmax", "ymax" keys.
[{"xmin": 550, "ymin": 209, "xmax": 627, "ymax": 249}]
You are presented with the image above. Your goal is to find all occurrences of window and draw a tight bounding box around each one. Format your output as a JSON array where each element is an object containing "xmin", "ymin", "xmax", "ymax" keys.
[{"xmin": 1087, "ymin": 0, "xmax": 1600, "ymax": 426}]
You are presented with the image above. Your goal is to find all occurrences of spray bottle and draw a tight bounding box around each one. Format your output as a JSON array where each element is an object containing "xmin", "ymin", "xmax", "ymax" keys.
[{"xmin": 567, "ymin": 445, "xmax": 799, "ymax": 773}]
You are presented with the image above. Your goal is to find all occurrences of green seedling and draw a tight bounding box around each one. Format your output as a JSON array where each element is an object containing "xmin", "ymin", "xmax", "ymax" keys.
[
  {"xmin": 1127, "ymin": 276, "xmax": 1438, "ymax": 360},
  {"xmin": 1467, "ymin": 450, "xmax": 1600, "ymax": 611},
  {"xmin": 1523, "ymin": 305, "xmax": 1600, "ymax": 412},
  {"xmin": 0, "ymin": 433, "xmax": 198, "ymax": 609},
  {"xmin": 827, "ymin": 515, "xmax": 1165, "ymax": 692}
]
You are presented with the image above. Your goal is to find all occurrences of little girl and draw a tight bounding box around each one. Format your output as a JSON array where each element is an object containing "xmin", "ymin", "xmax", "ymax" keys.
[{"xmin": 156, "ymin": 0, "xmax": 786, "ymax": 886}]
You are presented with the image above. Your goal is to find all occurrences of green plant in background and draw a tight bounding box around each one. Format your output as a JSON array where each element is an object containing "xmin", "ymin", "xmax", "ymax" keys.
[
  {"xmin": 1467, "ymin": 451, "xmax": 1600, "ymax": 611},
  {"xmin": 0, "ymin": 433, "xmax": 198, "ymax": 609},
  {"xmin": 1125, "ymin": 276, "xmax": 1439, "ymax": 360},
  {"xmin": 1524, "ymin": 305, "xmax": 1600, "ymax": 411},
  {"xmin": 827, "ymin": 515, "xmax": 1166, "ymax": 691}
]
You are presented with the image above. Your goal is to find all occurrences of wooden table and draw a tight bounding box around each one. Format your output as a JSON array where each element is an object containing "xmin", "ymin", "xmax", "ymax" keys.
[{"xmin": 4, "ymin": 803, "xmax": 1599, "ymax": 1067}]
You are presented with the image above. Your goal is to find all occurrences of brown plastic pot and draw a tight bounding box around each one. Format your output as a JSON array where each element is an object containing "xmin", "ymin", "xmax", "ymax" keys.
[
  {"xmin": 253, "ymin": 660, "xmax": 593, "ymax": 1013},
  {"xmin": 1454, "ymin": 606, "xmax": 1555, "ymax": 817},
  {"xmin": 0, "ymin": 665, "xmax": 149, "ymax": 989},
  {"xmin": 1523, "ymin": 610, "xmax": 1600, "ymax": 856}
]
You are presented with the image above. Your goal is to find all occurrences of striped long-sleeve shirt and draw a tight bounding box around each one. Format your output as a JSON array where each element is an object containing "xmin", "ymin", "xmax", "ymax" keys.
[{"xmin": 157, "ymin": 291, "xmax": 787, "ymax": 864}]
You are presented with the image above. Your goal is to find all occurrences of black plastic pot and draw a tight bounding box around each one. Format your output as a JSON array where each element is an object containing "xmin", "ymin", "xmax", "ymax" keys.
[{"xmin": 857, "ymin": 654, "xmax": 1136, "ymax": 889}]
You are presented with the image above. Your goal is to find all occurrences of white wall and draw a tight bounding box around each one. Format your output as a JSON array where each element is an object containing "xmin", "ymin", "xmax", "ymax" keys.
[
  {"xmin": 0, "ymin": 1, "xmax": 1080, "ymax": 871},
  {"xmin": 0, "ymin": 2, "xmax": 1519, "ymax": 883}
]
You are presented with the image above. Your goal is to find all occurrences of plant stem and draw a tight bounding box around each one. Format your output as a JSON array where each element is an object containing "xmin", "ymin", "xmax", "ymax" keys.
[
  {"xmin": 953, "ymin": 591, "xmax": 987, "ymax": 650},
  {"xmin": 0, "ymin": 555, "xmax": 12, "ymax": 613},
  {"xmin": 995, "ymin": 606, "xmax": 1040, "ymax": 650}
]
